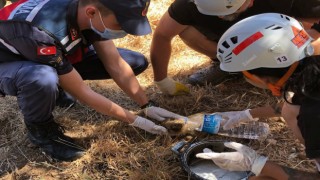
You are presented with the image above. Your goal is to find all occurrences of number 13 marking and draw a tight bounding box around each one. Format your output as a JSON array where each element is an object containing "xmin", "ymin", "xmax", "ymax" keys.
[{"xmin": 275, "ymin": 55, "xmax": 289, "ymax": 64}]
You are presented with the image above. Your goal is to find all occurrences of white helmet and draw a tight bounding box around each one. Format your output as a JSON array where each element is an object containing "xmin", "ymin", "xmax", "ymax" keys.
[
  {"xmin": 194, "ymin": 0, "xmax": 246, "ymax": 16},
  {"xmin": 217, "ymin": 13, "xmax": 314, "ymax": 72}
]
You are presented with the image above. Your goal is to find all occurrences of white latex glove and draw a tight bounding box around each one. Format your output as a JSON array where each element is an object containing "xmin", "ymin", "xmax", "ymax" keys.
[
  {"xmin": 130, "ymin": 116, "xmax": 168, "ymax": 135},
  {"xmin": 154, "ymin": 77, "xmax": 190, "ymax": 95},
  {"xmin": 196, "ymin": 142, "xmax": 268, "ymax": 175},
  {"xmin": 144, "ymin": 106, "xmax": 187, "ymax": 122},
  {"xmin": 217, "ymin": 109, "xmax": 258, "ymax": 130}
]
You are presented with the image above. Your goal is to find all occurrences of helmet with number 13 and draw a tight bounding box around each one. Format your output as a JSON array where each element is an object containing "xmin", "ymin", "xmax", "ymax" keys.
[{"xmin": 216, "ymin": 13, "xmax": 314, "ymax": 96}]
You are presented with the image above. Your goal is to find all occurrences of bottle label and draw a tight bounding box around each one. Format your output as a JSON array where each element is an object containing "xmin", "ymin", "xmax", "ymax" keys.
[{"xmin": 201, "ymin": 114, "xmax": 221, "ymax": 134}]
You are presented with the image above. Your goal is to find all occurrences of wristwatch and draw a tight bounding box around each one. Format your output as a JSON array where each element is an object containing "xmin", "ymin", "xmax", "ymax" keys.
[{"xmin": 305, "ymin": 44, "xmax": 314, "ymax": 57}]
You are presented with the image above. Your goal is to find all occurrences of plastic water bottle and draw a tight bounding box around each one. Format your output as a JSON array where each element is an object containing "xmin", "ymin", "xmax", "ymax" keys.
[
  {"xmin": 217, "ymin": 121, "xmax": 270, "ymax": 140},
  {"xmin": 185, "ymin": 113, "xmax": 269, "ymax": 140}
]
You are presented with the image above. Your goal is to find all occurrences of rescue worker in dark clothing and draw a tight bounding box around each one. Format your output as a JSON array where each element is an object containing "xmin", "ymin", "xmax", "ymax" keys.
[
  {"xmin": 196, "ymin": 13, "xmax": 320, "ymax": 179},
  {"xmin": 0, "ymin": 0, "xmax": 185, "ymax": 161},
  {"xmin": 151, "ymin": 0, "xmax": 320, "ymax": 95}
]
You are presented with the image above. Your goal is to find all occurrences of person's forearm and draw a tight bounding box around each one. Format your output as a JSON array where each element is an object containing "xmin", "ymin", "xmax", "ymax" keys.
[
  {"xmin": 310, "ymin": 31, "xmax": 320, "ymax": 56},
  {"xmin": 150, "ymin": 11, "xmax": 187, "ymax": 81},
  {"xmin": 107, "ymin": 58, "xmax": 149, "ymax": 106},
  {"xmin": 308, "ymin": 23, "xmax": 320, "ymax": 56},
  {"xmin": 76, "ymin": 86, "xmax": 137, "ymax": 123},
  {"xmin": 249, "ymin": 103, "xmax": 283, "ymax": 119},
  {"xmin": 312, "ymin": 39, "xmax": 320, "ymax": 56},
  {"xmin": 150, "ymin": 32, "xmax": 172, "ymax": 81},
  {"xmin": 257, "ymin": 161, "xmax": 320, "ymax": 180},
  {"xmin": 93, "ymin": 40, "xmax": 149, "ymax": 107},
  {"xmin": 297, "ymin": 18, "xmax": 320, "ymax": 55},
  {"xmin": 59, "ymin": 69, "xmax": 137, "ymax": 123}
]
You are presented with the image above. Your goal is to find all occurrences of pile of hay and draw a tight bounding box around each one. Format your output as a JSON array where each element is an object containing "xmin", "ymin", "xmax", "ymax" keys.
[{"xmin": 0, "ymin": 0, "xmax": 317, "ymax": 179}]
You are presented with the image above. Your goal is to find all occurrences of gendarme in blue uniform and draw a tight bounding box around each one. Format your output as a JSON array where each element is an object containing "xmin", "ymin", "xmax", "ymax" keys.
[{"xmin": 0, "ymin": 0, "xmax": 148, "ymax": 124}]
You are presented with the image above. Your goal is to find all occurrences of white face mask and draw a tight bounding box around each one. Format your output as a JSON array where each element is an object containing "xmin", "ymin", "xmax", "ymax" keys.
[{"xmin": 90, "ymin": 11, "xmax": 127, "ymax": 40}]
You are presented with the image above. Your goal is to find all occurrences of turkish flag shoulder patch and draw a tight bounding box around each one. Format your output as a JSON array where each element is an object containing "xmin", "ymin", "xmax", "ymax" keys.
[{"xmin": 37, "ymin": 46, "xmax": 57, "ymax": 56}]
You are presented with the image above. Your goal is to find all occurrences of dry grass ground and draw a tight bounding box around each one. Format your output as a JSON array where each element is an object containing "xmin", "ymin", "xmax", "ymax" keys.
[{"xmin": 0, "ymin": 0, "xmax": 317, "ymax": 179}]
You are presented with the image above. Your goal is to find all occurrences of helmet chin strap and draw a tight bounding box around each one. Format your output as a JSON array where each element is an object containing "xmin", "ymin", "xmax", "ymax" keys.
[
  {"xmin": 267, "ymin": 62, "xmax": 299, "ymax": 96},
  {"xmin": 267, "ymin": 84, "xmax": 282, "ymax": 96},
  {"xmin": 242, "ymin": 62, "xmax": 299, "ymax": 97}
]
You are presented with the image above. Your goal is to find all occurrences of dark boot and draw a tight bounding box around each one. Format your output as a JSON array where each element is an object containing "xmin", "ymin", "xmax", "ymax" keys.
[
  {"xmin": 188, "ymin": 61, "xmax": 241, "ymax": 86},
  {"xmin": 56, "ymin": 87, "xmax": 76, "ymax": 108},
  {"xmin": 26, "ymin": 120, "xmax": 85, "ymax": 161}
]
